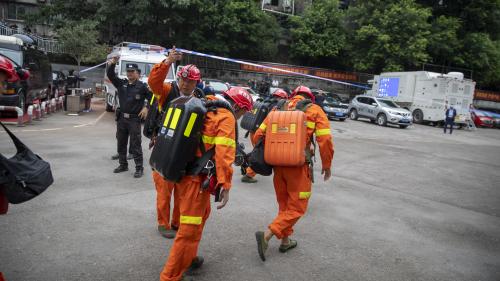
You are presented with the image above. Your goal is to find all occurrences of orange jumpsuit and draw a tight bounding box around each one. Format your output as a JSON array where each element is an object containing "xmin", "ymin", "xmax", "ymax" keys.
[
  {"xmin": 253, "ymin": 95, "xmax": 334, "ymax": 239},
  {"xmin": 149, "ymin": 61, "xmax": 236, "ymax": 281},
  {"xmin": 152, "ymin": 171, "xmax": 180, "ymax": 229},
  {"xmin": 148, "ymin": 65, "xmax": 182, "ymax": 231}
]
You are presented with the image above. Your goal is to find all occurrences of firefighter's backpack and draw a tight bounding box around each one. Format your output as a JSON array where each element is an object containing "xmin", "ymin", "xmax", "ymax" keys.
[
  {"xmin": 149, "ymin": 96, "xmax": 234, "ymax": 182},
  {"xmin": 263, "ymin": 100, "xmax": 312, "ymax": 167},
  {"xmin": 240, "ymin": 100, "xmax": 271, "ymax": 132},
  {"xmin": 150, "ymin": 95, "xmax": 207, "ymax": 182}
]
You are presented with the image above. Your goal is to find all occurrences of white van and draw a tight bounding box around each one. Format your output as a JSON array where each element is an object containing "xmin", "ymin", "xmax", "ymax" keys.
[
  {"xmin": 366, "ymin": 71, "xmax": 476, "ymax": 124},
  {"xmin": 104, "ymin": 42, "xmax": 176, "ymax": 111}
]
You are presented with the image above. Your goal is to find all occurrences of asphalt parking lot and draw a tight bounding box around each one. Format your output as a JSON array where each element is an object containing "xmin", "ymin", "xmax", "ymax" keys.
[{"xmin": 1, "ymin": 99, "xmax": 499, "ymax": 281}]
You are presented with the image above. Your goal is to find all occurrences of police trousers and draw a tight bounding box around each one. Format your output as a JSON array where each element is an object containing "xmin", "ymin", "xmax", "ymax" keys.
[{"xmin": 116, "ymin": 116, "xmax": 143, "ymax": 168}]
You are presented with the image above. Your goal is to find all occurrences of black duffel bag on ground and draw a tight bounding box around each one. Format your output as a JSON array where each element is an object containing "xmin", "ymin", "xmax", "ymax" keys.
[
  {"xmin": 248, "ymin": 138, "xmax": 273, "ymax": 176},
  {"xmin": 0, "ymin": 122, "xmax": 53, "ymax": 204}
]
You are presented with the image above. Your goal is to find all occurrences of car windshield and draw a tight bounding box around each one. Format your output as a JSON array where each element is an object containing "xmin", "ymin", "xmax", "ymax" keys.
[
  {"xmin": 378, "ymin": 99, "xmax": 399, "ymax": 108},
  {"xmin": 207, "ymin": 81, "xmax": 229, "ymax": 92},
  {"xmin": 120, "ymin": 60, "xmax": 170, "ymax": 78},
  {"xmin": 0, "ymin": 49, "xmax": 23, "ymax": 66},
  {"xmin": 324, "ymin": 97, "xmax": 340, "ymax": 105}
]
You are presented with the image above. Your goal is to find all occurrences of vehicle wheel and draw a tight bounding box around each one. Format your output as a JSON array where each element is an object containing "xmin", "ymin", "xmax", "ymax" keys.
[
  {"xmin": 350, "ymin": 109, "xmax": 358, "ymax": 120},
  {"xmin": 399, "ymin": 125, "xmax": 408, "ymax": 129},
  {"xmin": 412, "ymin": 109, "xmax": 424, "ymax": 124},
  {"xmin": 377, "ymin": 113, "xmax": 387, "ymax": 126}
]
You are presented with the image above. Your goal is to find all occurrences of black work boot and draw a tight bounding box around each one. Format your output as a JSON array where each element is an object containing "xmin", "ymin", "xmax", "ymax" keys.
[
  {"xmin": 134, "ymin": 167, "xmax": 144, "ymax": 178},
  {"xmin": 185, "ymin": 256, "xmax": 204, "ymax": 276},
  {"xmin": 113, "ymin": 165, "xmax": 128, "ymax": 173}
]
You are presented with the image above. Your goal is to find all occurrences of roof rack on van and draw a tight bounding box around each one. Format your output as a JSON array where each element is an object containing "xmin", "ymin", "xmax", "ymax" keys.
[{"xmin": 113, "ymin": 42, "xmax": 166, "ymax": 53}]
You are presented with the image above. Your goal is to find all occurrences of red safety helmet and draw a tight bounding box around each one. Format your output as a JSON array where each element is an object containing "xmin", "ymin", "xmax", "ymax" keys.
[
  {"xmin": 291, "ymin": 85, "xmax": 315, "ymax": 103},
  {"xmin": 224, "ymin": 87, "xmax": 253, "ymax": 111},
  {"xmin": 272, "ymin": 88, "xmax": 288, "ymax": 99},
  {"xmin": 0, "ymin": 56, "xmax": 15, "ymax": 80},
  {"xmin": 177, "ymin": 64, "xmax": 201, "ymax": 81}
]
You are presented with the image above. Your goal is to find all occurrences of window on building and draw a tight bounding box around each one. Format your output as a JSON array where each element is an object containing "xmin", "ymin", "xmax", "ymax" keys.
[{"xmin": 7, "ymin": 3, "xmax": 30, "ymax": 21}]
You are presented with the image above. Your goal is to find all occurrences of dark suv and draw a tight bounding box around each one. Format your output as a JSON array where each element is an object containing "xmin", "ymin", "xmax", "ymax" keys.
[
  {"xmin": 0, "ymin": 35, "xmax": 52, "ymax": 111},
  {"xmin": 322, "ymin": 96, "xmax": 349, "ymax": 121}
]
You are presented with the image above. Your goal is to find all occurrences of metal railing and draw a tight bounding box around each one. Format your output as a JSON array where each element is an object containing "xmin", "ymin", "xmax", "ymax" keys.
[{"xmin": 0, "ymin": 22, "xmax": 65, "ymax": 53}]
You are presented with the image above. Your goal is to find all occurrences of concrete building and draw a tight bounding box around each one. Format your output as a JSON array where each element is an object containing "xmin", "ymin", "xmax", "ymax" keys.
[{"xmin": 0, "ymin": 0, "xmax": 54, "ymax": 37}]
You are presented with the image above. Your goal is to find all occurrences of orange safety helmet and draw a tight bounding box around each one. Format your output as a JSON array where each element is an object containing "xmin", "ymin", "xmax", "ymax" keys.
[
  {"xmin": 272, "ymin": 88, "xmax": 289, "ymax": 99},
  {"xmin": 224, "ymin": 87, "xmax": 253, "ymax": 111},
  {"xmin": 0, "ymin": 56, "xmax": 15, "ymax": 80},
  {"xmin": 291, "ymin": 85, "xmax": 315, "ymax": 103},
  {"xmin": 177, "ymin": 64, "xmax": 201, "ymax": 81}
]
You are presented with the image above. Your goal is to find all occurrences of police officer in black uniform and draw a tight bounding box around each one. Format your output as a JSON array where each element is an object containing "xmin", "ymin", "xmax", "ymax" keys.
[{"xmin": 106, "ymin": 56, "xmax": 151, "ymax": 178}]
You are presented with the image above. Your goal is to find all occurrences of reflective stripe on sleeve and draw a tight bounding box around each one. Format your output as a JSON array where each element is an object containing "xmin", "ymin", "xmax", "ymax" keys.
[
  {"xmin": 315, "ymin": 128, "xmax": 331, "ymax": 136},
  {"xmin": 259, "ymin": 123, "xmax": 267, "ymax": 131},
  {"xmin": 202, "ymin": 135, "xmax": 236, "ymax": 148},
  {"xmin": 306, "ymin": 121, "xmax": 316, "ymax": 129}
]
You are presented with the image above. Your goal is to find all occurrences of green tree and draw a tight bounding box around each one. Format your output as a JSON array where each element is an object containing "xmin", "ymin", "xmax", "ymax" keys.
[
  {"xmin": 347, "ymin": 0, "xmax": 432, "ymax": 72},
  {"xmin": 426, "ymin": 15, "xmax": 462, "ymax": 66},
  {"xmin": 182, "ymin": 0, "xmax": 280, "ymax": 60},
  {"xmin": 459, "ymin": 33, "xmax": 500, "ymax": 88},
  {"xmin": 56, "ymin": 20, "xmax": 108, "ymax": 71},
  {"xmin": 289, "ymin": 0, "xmax": 347, "ymax": 66}
]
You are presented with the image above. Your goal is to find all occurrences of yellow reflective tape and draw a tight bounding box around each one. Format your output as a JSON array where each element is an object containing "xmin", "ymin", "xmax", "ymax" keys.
[
  {"xmin": 184, "ymin": 113, "xmax": 198, "ymax": 137},
  {"xmin": 315, "ymin": 128, "xmax": 331, "ymax": 136},
  {"xmin": 299, "ymin": 192, "xmax": 311, "ymax": 199},
  {"xmin": 202, "ymin": 135, "xmax": 236, "ymax": 148},
  {"xmin": 180, "ymin": 215, "xmax": 202, "ymax": 225},
  {"xmin": 149, "ymin": 95, "xmax": 155, "ymax": 105},
  {"xmin": 306, "ymin": 121, "xmax": 316, "ymax": 129},
  {"xmin": 290, "ymin": 123, "xmax": 296, "ymax": 134},
  {"xmin": 271, "ymin": 123, "xmax": 277, "ymax": 133},
  {"xmin": 163, "ymin": 107, "xmax": 173, "ymax": 127},
  {"xmin": 259, "ymin": 123, "xmax": 267, "ymax": 131},
  {"xmin": 169, "ymin": 108, "xmax": 182, "ymax": 129}
]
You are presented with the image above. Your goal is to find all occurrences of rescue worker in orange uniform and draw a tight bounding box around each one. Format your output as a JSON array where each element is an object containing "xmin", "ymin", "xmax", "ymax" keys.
[
  {"xmin": 149, "ymin": 47, "xmax": 253, "ymax": 281},
  {"xmin": 147, "ymin": 51, "xmax": 187, "ymax": 239},
  {"xmin": 253, "ymin": 85, "xmax": 334, "ymax": 261},
  {"xmin": 242, "ymin": 88, "xmax": 289, "ymax": 183}
]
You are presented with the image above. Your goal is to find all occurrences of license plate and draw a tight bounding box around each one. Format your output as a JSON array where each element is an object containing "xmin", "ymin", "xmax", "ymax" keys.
[
  {"xmin": 335, "ymin": 112, "xmax": 344, "ymax": 116},
  {"xmin": 401, "ymin": 119, "xmax": 409, "ymax": 123}
]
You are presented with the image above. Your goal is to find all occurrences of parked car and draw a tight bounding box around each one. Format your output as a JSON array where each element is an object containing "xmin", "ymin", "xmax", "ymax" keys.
[
  {"xmin": 205, "ymin": 79, "xmax": 229, "ymax": 95},
  {"xmin": 485, "ymin": 111, "xmax": 500, "ymax": 128},
  {"xmin": 471, "ymin": 109, "xmax": 494, "ymax": 128},
  {"xmin": 322, "ymin": 96, "xmax": 348, "ymax": 121},
  {"xmin": 348, "ymin": 95, "xmax": 412, "ymax": 128},
  {"xmin": 0, "ymin": 34, "xmax": 52, "ymax": 111}
]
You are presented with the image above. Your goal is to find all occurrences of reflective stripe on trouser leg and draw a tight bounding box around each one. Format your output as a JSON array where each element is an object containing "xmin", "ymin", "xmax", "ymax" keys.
[
  {"xmin": 268, "ymin": 165, "xmax": 311, "ymax": 239},
  {"xmin": 160, "ymin": 176, "xmax": 211, "ymax": 281}
]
